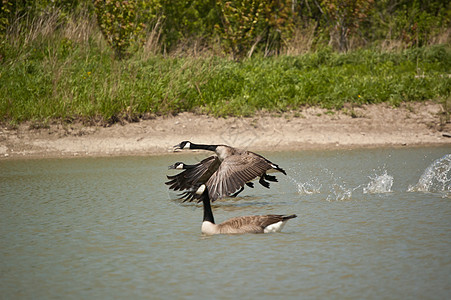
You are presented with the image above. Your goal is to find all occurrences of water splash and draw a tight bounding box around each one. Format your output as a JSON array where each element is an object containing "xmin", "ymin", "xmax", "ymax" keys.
[
  {"xmin": 290, "ymin": 167, "xmax": 357, "ymax": 201},
  {"xmin": 297, "ymin": 180, "xmax": 322, "ymax": 195},
  {"xmin": 326, "ymin": 183, "xmax": 354, "ymax": 201},
  {"xmin": 323, "ymin": 168, "xmax": 359, "ymax": 201},
  {"xmin": 408, "ymin": 154, "xmax": 451, "ymax": 197},
  {"xmin": 363, "ymin": 170, "xmax": 393, "ymax": 194},
  {"xmin": 289, "ymin": 175, "xmax": 322, "ymax": 195},
  {"xmin": 289, "ymin": 166, "xmax": 396, "ymax": 201}
]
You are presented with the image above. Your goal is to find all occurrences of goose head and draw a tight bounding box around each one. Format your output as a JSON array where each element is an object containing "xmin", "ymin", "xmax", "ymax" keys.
[
  {"xmin": 174, "ymin": 141, "xmax": 191, "ymax": 150},
  {"xmin": 168, "ymin": 162, "xmax": 186, "ymax": 170}
]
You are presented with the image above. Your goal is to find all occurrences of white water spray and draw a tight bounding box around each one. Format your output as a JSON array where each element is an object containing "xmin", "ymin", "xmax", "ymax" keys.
[
  {"xmin": 290, "ymin": 166, "xmax": 396, "ymax": 201},
  {"xmin": 326, "ymin": 183, "xmax": 354, "ymax": 201},
  {"xmin": 289, "ymin": 175, "xmax": 322, "ymax": 195},
  {"xmin": 408, "ymin": 154, "xmax": 451, "ymax": 197},
  {"xmin": 363, "ymin": 170, "xmax": 394, "ymax": 194},
  {"xmin": 322, "ymin": 168, "xmax": 357, "ymax": 201}
]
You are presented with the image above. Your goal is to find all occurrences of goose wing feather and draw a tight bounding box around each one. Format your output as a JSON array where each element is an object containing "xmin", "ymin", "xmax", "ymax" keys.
[
  {"xmin": 165, "ymin": 156, "xmax": 220, "ymax": 191},
  {"xmin": 206, "ymin": 153, "xmax": 272, "ymax": 201},
  {"xmin": 249, "ymin": 151, "xmax": 287, "ymax": 175}
]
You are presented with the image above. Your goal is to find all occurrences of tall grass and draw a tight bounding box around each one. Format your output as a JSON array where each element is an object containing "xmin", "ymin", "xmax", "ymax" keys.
[{"xmin": 0, "ymin": 11, "xmax": 450, "ymax": 125}]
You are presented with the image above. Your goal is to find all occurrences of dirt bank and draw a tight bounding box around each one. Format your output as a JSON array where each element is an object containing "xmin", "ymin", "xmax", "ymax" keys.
[{"xmin": 0, "ymin": 102, "xmax": 450, "ymax": 159}]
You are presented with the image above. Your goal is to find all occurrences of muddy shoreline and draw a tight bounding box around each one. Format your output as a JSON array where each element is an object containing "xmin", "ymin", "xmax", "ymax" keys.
[{"xmin": 1, "ymin": 102, "xmax": 450, "ymax": 159}]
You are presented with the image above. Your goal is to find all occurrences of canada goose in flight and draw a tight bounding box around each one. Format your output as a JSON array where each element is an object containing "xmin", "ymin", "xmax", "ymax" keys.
[
  {"xmin": 169, "ymin": 141, "xmax": 286, "ymax": 201},
  {"xmin": 195, "ymin": 184, "xmax": 297, "ymax": 235},
  {"xmin": 167, "ymin": 160, "xmax": 255, "ymax": 198}
]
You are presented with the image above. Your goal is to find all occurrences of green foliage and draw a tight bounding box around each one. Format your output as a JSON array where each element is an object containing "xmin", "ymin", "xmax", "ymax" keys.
[
  {"xmin": 93, "ymin": 0, "xmax": 148, "ymax": 59},
  {"xmin": 1, "ymin": 35, "xmax": 449, "ymax": 123},
  {"xmin": 155, "ymin": 0, "xmax": 220, "ymax": 50},
  {"xmin": 0, "ymin": 0, "xmax": 450, "ymax": 125},
  {"xmin": 391, "ymin": 0, "xmax": 449, "ymax": 47},
  {"xmin": 0, "ymin": 0, "xmax": 12, "ymax": 33},
  {"xmin": 321, "ymin": 0, "xmax": 374, "ymax": 52},
  {"xmin": 2, "ymin": 0, "xmax": 449, "ymax": 58},
  {"xmin": 0, "ymin": 0, "xmax": 13, "ymax": 58},
  {"xmin": 216, "ymin": 0, "xmax": 264, "ymax": 59},
  {"xmin": 217, "ymin": 0, "xmax": 294, "ymax": 59},
  {"xmin": 361, "ymin": 0, "xmax": 450, "ymax": 49}
]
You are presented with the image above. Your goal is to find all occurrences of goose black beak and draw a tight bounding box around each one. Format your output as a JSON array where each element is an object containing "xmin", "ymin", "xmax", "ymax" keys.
[
  {"xmin": 168, "ymin": 164, "xmax": 176, "ymax": 169},
  {"xmin": 173, "ymin": 143, "xmax": 182, "ymax": 151}
]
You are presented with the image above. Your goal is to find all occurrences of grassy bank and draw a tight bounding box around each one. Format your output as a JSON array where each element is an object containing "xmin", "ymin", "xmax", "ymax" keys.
[{"xmin": 1, "ymin": 25, "xmax": 450, "ymax": 125}]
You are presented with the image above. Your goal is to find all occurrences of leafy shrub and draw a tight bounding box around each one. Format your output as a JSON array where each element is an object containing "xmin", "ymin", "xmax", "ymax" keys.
[
  {"xmin": 321, "ymin": 0, "xmax": 375, "ymax": 52},
  {"xmin": 93, "ymin": 0, "xmax": 147, "ymax": 59},
  {"xmin": 216, "ymin": 0, "xmax": 294, "ymax": 59}
]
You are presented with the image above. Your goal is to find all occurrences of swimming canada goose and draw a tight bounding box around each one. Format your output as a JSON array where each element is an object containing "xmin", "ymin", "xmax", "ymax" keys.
[
  {"xmin": 170, "ymin": 141, "xmax": 286, "ymax": 201},
  {"xmin": 195, "ymin": 184, "xmax": 297, "ymax": 235}
]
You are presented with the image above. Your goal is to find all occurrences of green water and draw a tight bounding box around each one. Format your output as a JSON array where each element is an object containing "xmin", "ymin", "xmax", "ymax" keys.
[{"xmin": 1, "ymin": 146, "xmax": 450, "ymax": 299}]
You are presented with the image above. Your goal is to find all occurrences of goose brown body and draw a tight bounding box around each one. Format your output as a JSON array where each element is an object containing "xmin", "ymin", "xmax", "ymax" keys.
[
  {"xmin": 202, "ymin": 215, "xmax": 298, "ymax": 235},
  {"xmin": 199, "ymin": 184, "xmax": 297, "ymax": 235}
]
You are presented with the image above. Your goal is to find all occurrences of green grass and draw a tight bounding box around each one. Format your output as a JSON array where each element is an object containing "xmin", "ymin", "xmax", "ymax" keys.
[{"xmin": 1, "ymin": 35, "xmax": 450, "ymax": 125}]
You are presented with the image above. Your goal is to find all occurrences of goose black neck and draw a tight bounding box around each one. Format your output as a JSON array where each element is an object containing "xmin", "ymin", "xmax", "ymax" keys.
[
  {"xmin": 190, "ymin": 143, "xmax": 218, "ymax": 152},
  {"xmin": 201, "ymin": 191, "xmax": 215, "ymax": 224}
]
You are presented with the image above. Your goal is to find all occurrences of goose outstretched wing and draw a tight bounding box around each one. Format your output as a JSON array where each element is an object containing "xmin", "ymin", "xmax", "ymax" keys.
[
  {"xmin": 206, "ymin": 153, "xmax": 272, "ymax": 201},
  {"xmin": 165, "ymin": 156, "xmax": 220, "ymax": 191}
]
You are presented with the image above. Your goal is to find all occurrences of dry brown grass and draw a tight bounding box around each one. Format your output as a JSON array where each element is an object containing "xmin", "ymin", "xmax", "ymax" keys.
[
  {"xmin": 62, "ymin": 8, "xmax": 100, "ymax": 46},
  {"xmin": 284, "ymin": 23, "xmax": 316, "ymax": 55}
]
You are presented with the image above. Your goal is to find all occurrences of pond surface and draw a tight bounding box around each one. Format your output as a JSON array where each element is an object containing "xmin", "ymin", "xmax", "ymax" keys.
[{"xmin": 1, "ymin": 146, "xmax": 450, "ymax": 299}]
